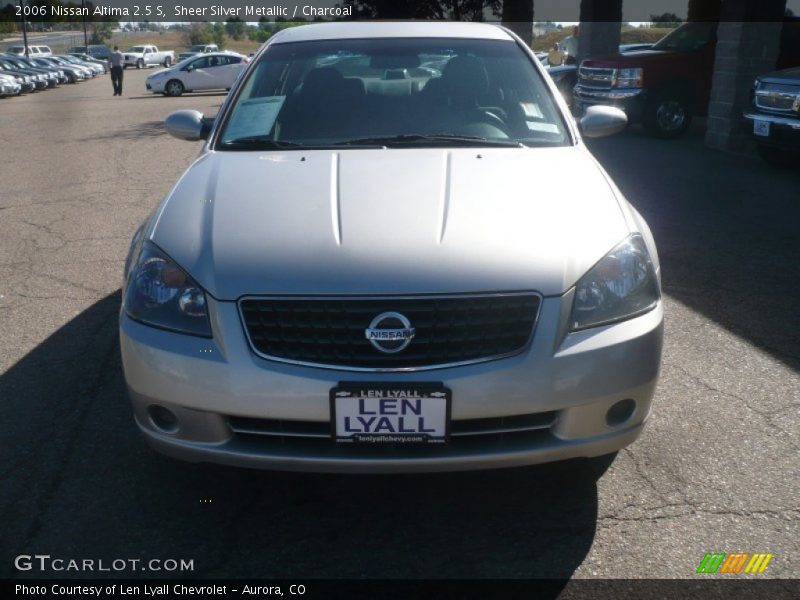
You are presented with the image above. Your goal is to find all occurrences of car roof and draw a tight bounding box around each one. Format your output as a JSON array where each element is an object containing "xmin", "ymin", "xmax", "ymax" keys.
[
  {"xmin": 194, "ymin": 51, "xmax": 244, "ymax": 57},
  {"xmin": 272, "ymin": 22, "xmax": 513, "ymax": 44}
]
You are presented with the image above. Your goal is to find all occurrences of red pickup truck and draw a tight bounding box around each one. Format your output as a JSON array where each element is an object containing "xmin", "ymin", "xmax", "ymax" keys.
[
  {"xmin": 574, "ymin": 22, "xmax": 717, "ymax": 138},
  {"xmin": 574, "ymin": 20, "xmax": 800, "ymax": 139}
]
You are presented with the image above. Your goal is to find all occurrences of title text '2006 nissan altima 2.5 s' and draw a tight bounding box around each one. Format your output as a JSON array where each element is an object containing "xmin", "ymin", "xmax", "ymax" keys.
[{"xmin": 120, "ymin": 22, "xmax": 663, "ymax": 473}]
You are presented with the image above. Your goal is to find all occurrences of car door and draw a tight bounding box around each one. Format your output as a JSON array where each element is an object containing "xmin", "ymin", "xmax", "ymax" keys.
[
  {"xmin": 217, "ymin": 56, "xmax": 244, "ymax": 88},
  {"xmin": 182, "ymin": 56, "xmax": 212, "ymax": 90},
  {"xmin": 194, "ymin": 55, "xmax": 228, "ymax": 90}
]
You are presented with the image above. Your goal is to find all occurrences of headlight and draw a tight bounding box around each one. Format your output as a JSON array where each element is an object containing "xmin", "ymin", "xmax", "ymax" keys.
[
  {"xmin": 570, "ymin": 235, "xmax": 659, "ymax": 331},
  {"xmin": 615, "ymin": 67, "xmax": 643, "ymax": 88},
  {"xmin": 550, "ymin": 71, "xmax": 567, "ymax": 83},
  {"xmin": 123, "ymin": 241, "xmax": 212, "ymax": 337}
]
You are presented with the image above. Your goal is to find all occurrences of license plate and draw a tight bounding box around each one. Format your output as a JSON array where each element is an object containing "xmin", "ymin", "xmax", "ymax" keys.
[
  {"xmin": 753, "ymin": 119, "xmax": 770, "ymax": 137},
  {"xmin": 331, "ymin": 384, "xmax": 450, "ymax": 444}
]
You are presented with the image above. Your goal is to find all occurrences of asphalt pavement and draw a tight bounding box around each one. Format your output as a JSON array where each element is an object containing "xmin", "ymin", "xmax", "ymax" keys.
[{"xmin": 0, "ymin": 69, "xmax": 797, "ymax": 580}]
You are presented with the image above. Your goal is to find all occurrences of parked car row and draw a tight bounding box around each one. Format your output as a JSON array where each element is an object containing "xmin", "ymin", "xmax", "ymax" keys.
[
  {"xmin": 0, "ymin": 51, "xmax": 106, "ymax": 97},
  {"xmin": 145, "ymin": 51, "xmax": 249, "ymax": 96}
]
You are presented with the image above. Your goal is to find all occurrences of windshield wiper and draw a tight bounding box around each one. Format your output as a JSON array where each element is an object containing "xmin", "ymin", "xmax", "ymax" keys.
[
  {"xmin": 220, "ymin": 137, "xmax": 308, "ymax": 149},
  {"xmin": 220, "ymin": 136, "xmax": 385, "ymax": 150},
  {"xmin": 333, "ymin": 134, "xmax": 525, "ymax": 148}
]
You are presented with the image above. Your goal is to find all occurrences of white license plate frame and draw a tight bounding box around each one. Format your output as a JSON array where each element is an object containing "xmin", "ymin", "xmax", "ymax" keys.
[{"xmin": 330, "ymin": 383, "xmax": 451, "ymax": 444}]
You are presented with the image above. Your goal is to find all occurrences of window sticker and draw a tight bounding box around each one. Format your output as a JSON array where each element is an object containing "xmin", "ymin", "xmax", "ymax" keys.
[{"xmin": 223, "ymin": 96, "xmax": 286, "ymax": 141}]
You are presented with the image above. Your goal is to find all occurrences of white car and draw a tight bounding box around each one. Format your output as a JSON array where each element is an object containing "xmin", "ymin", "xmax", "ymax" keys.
[
  {"xmin": 5, "ymin": 45, "xmax": 52, "ymax": 58},
  {"xmin": 146, "ymin": 52, "xmax": 248, "ymax": 96}
]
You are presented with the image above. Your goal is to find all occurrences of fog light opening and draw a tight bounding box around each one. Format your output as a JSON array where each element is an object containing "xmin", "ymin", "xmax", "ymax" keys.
[
  {"xmin": 606, "ymin": 399, "xmax": 636, "ymax": 427},
  {"xmin": 148, "ymin": 405, "xmax": 180, "ymax": 433}
]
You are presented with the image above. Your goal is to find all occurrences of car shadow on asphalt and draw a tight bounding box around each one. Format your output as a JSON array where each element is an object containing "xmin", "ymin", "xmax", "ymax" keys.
[
  {"xmin": 78, "ymin": 120, "xmax": 169, "ymax": 141},
  {"xmin": 127, "ymin": 92, "xmax": 229, "ymax": 100},
  {"xmin": 587, "ymin": 122, "xmax": 800, "ymax": 372},
  {"xmin": 0, "ymin": 291, "xmax": 607, "ymax": 583}
]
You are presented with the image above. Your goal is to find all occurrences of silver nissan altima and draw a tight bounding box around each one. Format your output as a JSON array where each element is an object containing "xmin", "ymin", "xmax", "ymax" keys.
[{"xmin": 120, "ymin": 22, "xmax": 663, "ymax": 473}]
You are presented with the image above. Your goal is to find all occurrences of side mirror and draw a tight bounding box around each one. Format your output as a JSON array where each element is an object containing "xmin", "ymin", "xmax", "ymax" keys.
[
  {"xmin": 579, "ymin": 105, "xmax": 628, "ymax": 138},
  {"xmin": 165, "ymin": 110, "xmax": 207, "ymax": 141}
]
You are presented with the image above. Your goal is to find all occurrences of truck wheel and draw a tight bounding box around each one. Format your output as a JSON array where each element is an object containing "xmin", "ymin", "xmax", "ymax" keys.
[
  {"xmin": 136, "ymin": 59, "xmax": 144, "ymax": 69},
  {"xmin": 165, "ymin": 79, "xmax": 184, "ymax": 97},
  {"xmin": 164, "ymin": 57, "xmax": 172, "ymax": 67},
  {"xmin": 644, "ymin": 91, "xmax": 692, "ymax": 139}
]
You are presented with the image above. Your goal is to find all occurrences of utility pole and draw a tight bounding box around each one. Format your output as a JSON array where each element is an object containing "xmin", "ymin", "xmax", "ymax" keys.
[
  {"xmin": 19, "ymin": 0, "xmax": 29, "ymax": 57},
  {"xmin": 82, "ymin": 0, "xmax": 89, "ymax": 47}
]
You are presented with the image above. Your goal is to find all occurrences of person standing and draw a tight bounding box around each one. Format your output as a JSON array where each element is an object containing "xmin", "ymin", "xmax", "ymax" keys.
[
  {"xmin": 110, "ymin": 46, "xmax": 124, "ymax": 96},
  {"xmin": 559, "ymin": 26, "xmax": 580, "ymax": 64}
]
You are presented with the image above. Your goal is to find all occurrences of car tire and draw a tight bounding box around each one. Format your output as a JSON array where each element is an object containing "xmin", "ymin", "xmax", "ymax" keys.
[
  {"xmin": 66, "ymin": 72, "xmax": 76, "ymax": 84},
  {"xmin": 136, "ymin": 59, "xmax": 144, "ymax": 69},
  {"xmin": 757, "ymin": 145, "xmax": 800, "ymax": 168},
  {"xmin": 164, "ymin": 57, "xmax": 172, "ymax": 67},
  {"xmin": 644, "ymin": 90, "xmax": 692, "ymax": 139},
  {"xmin": 165, "ymin": 79, "xmax": 184, "ymax": 97}
]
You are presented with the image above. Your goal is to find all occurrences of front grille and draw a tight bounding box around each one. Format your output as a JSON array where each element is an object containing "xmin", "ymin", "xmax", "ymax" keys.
[
  {"xmin": 240, "ymin": 294, "xmax": 541, "ymax": 370},
  {"xmin": 755, "ymin": 84, "xmax": 800, "ymax": 113},
  {"xmin": 227, "ymin": 411, "xmax": 558, "ymax": 452},
  {"xmin": 228, "ymin": 411, "xmax": 556, "ymax": 440},
  {"xmin": 578, "ymin": 66, "xmax": 616, "ymax": 89}
]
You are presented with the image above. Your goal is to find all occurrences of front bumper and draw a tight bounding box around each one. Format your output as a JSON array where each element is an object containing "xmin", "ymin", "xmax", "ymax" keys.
[
  {"xmin": 0, "ymin": 82, "xmax": 21, "ymax": 96},
  {"xmin": 743, "ymin": 112, "xmax": 800, "ymax": 151},
  {"xmin": 121, "ymin": 292, "xmax": 663, "ymax": 473},
  {"xmin": 573, "ymin": 86, "xmax": 646, "ymax": 122},
  {"xmin": 146, "ymin": 79, "xmax": 165, "ymax": 93}
]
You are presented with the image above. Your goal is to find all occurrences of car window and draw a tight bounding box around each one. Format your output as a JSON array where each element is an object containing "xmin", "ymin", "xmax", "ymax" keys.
[
  {"xmin": 218, "ymin": 37, "xmax": 568, "ymax": 149},
  {"xmin": 191, "ymin": 56, "xmax": 210, "ymax": 69}
]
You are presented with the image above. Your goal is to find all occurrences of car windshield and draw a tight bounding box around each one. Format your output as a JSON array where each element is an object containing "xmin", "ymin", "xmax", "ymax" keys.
[
  {"xmin": 190, "ymin": 46, "xmax": 207, "ymax": 52},
  {"xmin": 652, "ymin": 22, "xmax": 717, "ymax": 52},
  {"xmin": 217, "ymin": 37, "xmax": 569, "ymax": 149},
  {"xmin": 129, "ymin": 46, "xmax": 145, "ymax": 53}
]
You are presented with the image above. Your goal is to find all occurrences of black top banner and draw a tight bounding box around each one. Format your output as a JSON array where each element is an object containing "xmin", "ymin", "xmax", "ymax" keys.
[{"xmin": 4, "ymin": 0, "xmax": 799, "ymax": 23}]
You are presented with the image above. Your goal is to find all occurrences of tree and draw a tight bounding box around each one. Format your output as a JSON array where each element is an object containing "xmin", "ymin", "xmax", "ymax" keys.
[
  {"xmin": 649, "ymin": 12, "xmax": 682, "ymax": 28},
  {"xmin": 225, "ymin": 17, "xmax": 246, "ymax": 40},
  {"xmin": 89, "ymin": 21, "xmax": 116, "ymax": 44},
  {"xmin": 184, "ymin": 22, "xmax": 212, "ymax": 46},
  {"xmin": 212, "ymin": 22, "xmax": 226, "ymax": 47}
]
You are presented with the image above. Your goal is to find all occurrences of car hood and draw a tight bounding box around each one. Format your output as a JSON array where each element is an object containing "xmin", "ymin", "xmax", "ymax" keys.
[
  {"xmin": 147, "ymin": 68, "xmax": 173, "ymax": 78},
  {"xmin": 150, "ymin": 147, "xmax": 630, "ymax": 300},
  {"xmin": 581, "ymin": 49, "xmax": 676, "ymax": 68},
  {"xmin": 759, "ymin": 67, "xmax": 800, "ymax": 84}
]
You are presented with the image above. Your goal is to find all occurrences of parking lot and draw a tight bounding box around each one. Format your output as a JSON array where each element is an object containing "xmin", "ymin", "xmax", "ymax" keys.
[{"xmin": 0, "ymin": 69, "xmax": 797, "ymax": 579}]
